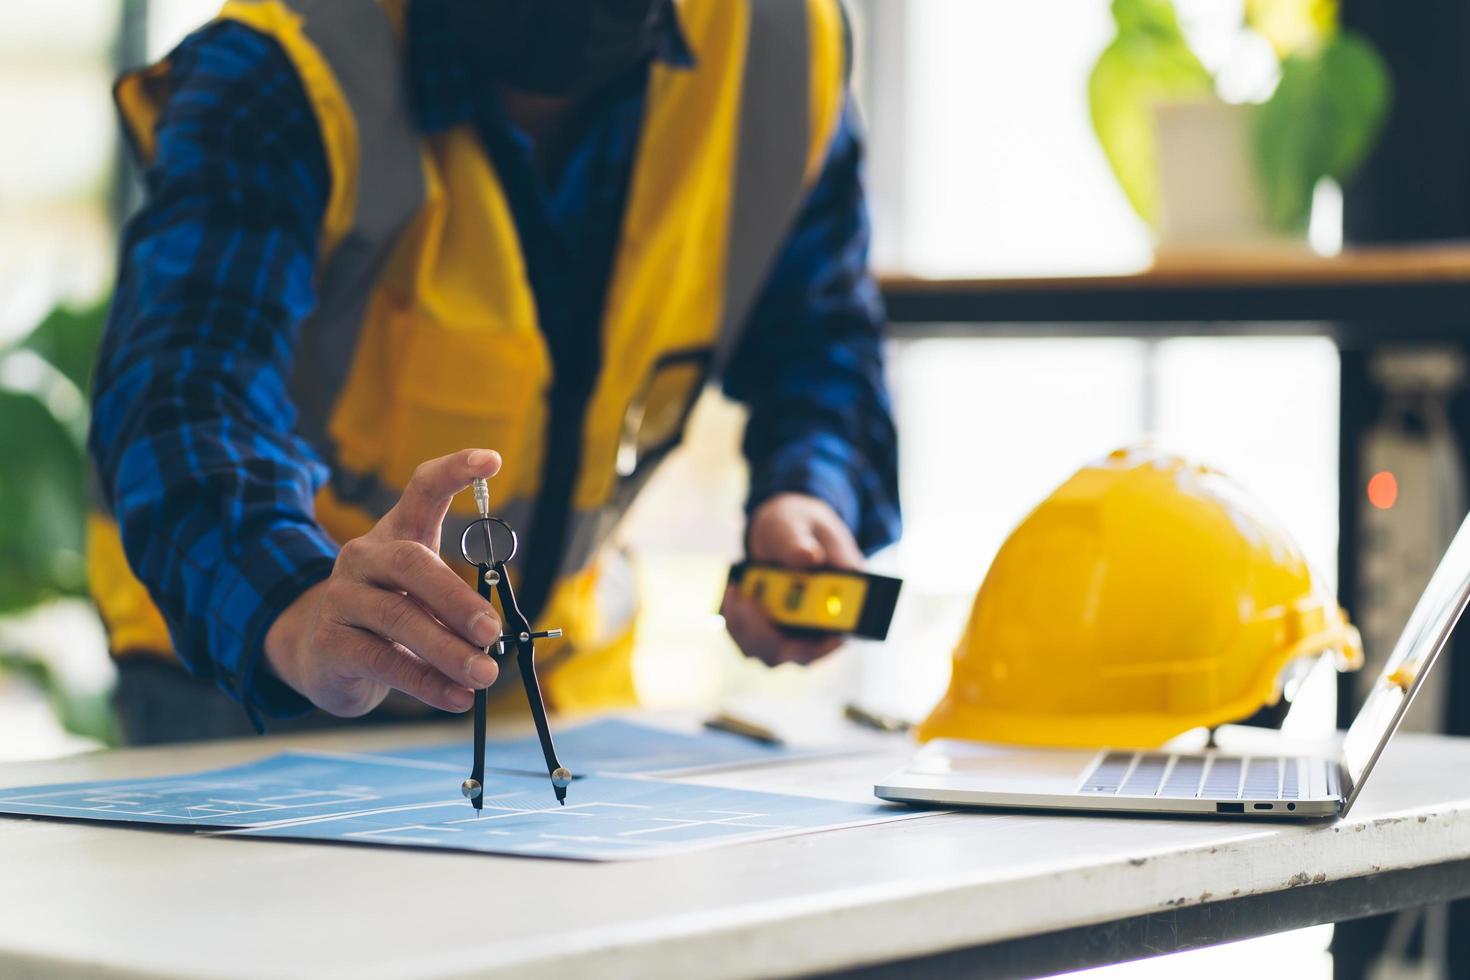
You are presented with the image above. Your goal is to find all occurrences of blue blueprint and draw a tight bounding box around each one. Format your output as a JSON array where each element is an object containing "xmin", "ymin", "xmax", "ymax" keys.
[
  {"xmin": 0, "ymin": 753, "xmax": 448, "ymax": 827},
  {"xmin": 0, "ymin": 722, "xmax": 920, "ymax": 860},
  {"xmin": 227, "ymin": 768, "xmax": 914, "ymax": 860}
]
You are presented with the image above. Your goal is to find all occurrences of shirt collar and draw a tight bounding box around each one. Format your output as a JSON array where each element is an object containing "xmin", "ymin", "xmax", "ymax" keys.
[
  {"xmin": 651, "ymin": 1, "xmax": 696, "ymax": 70},
  {"xmin": 407, "ymin": 0, "xmax": 695, "ymax": 134}
]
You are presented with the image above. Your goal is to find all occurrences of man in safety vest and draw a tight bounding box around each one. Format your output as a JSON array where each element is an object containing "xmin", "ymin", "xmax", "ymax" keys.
[{"xmin": 89, "ymin": 0, "xmax": 900, "ymax": 744}]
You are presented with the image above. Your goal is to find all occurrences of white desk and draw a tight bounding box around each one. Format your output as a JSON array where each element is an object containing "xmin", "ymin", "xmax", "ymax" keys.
[{"xmin": 3, "ymin": 724, "xmax": 1470, "ymax": 980}]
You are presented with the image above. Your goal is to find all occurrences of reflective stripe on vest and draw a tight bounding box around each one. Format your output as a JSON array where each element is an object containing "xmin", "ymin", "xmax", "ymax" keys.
[
  {"xmin": 279, "ymin": 0, "xmax": 426, "ymax": 465},
  {"xmin": 558, "ymin": 0, "xmax": 817, "ymax": 579}
]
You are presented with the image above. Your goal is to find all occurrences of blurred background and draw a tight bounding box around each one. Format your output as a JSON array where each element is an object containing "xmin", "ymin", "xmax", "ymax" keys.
[{"xmin": 2, "ymin": 1, "xmax": 1465, "ymax": 975}]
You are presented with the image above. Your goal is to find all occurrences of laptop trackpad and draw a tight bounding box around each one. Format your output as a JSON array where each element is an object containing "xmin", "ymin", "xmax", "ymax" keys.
[{"xmin": 904, "ymin": 740, "xmax": 1101, "ymax": 794}]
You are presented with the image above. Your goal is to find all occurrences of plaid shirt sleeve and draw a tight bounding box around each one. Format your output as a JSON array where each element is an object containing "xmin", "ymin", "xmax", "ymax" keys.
[
  {"xmin": 89, "ymin": 23, "xmax": 335, "ymax": 725},
  {"xmin": 723, "ymin": 100, "xmax": 902, "ymax": 556}
]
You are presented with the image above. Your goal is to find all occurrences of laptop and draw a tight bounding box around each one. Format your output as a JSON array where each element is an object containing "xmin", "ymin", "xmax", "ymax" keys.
[{"xmin": 875, "ymin": 509, "xmax": 1470, "ymax": 820}]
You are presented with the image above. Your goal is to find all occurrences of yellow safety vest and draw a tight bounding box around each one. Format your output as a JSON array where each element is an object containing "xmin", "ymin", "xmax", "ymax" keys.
[{"xmin": 93, "ymin": 0, "xmax": 848, "ymax": 713}]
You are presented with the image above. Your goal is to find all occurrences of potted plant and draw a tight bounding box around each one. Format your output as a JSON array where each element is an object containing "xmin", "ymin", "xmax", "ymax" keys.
[{"xmin": 1090, "ymin": 0, "xmax": 1391, "ymax": 250}]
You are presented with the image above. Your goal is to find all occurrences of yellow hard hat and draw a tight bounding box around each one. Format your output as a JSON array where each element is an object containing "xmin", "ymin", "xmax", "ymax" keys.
[{"xmin": 918, "ymin": 446, "xmax": 1363, "ymax": 749}]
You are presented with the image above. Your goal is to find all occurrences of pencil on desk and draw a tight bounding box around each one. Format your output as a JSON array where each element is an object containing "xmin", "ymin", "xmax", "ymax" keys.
[{"xmin": 704, "ymin": 712, "xmax": 784, "ymax": 745}]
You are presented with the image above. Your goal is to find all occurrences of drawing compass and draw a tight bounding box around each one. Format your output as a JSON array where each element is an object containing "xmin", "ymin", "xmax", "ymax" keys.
[{"xmin": 459, "ymin": 478, "xmax": 572, "ymax": 810}]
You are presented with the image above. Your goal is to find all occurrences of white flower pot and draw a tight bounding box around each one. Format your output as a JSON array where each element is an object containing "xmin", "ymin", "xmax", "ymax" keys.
[{"xmin": 1152, "ymin": 99, "xmax": 1309, "ymax": 257}]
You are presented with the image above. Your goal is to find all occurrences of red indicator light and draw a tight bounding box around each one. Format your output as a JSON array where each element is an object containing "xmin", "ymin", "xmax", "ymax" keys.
[{"xmin": 1367, "ymin": 471, "xmax": 1398, "ymax": 510}]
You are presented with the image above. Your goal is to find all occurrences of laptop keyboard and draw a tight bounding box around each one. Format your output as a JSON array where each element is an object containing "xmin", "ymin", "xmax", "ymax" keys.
[{"xmin": 1080, "ymin": 751, "xmax": 1305, "ymax": 800}]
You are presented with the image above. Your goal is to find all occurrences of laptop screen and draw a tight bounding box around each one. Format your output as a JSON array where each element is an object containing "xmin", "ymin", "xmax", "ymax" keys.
[{"xmin": 1341, "ymin": 508, "xmax": 1470, "ymax": 807}]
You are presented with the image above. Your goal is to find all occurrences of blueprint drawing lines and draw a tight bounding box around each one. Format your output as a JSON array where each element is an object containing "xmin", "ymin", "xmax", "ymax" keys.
[{"xmin": 230, "ymin": 774, "xmax": 918, "ymax": 860}]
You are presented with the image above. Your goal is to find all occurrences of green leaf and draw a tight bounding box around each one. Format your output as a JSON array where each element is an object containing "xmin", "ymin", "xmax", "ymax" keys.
[
  {"xmin": 17, "ymin": 300, "xmax": 109, "ymax": 398},
  {"xmin": 1252, "ymin": 31, "xmax": 1392, "ymax": 232},
  {"xmin": 1090, "ymin": 0, "xmax": 1215, "ymax": 226},
  {"xmin": 0, "ymin": 389, "xmax": 88, "ymax": 611},
  {"xmin": 0, "ymin": 652, "xmax": 119, "ymax": 746}
]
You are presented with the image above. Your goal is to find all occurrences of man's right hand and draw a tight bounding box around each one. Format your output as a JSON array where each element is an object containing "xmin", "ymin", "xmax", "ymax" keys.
[{"xmin": 263, "ymin": 449, "xmax": 506, "ymax": 717}]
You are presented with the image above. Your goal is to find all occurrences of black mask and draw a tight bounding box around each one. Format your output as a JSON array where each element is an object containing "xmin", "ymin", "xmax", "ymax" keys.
[{"xmin": 458, "ymin": 0, "xmax": 667, "ymax": 98}]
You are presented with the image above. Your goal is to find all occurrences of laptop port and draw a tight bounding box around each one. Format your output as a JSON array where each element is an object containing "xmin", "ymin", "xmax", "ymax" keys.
[
  {"xmin": 1216, "ymin": 802, "xmax": 1245, "ymax": 813},
  {"xmin": 1253, "ymin": 803, "xmax": 1273, "ymax": 810}
]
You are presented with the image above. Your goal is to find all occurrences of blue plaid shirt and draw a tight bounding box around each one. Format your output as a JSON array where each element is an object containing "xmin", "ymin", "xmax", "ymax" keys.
[{"xmin": 91, "ymin": 0, "xmax": 901, "ymax": 723}]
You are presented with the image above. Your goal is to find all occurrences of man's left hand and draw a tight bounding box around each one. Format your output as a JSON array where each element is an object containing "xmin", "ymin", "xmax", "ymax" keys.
[{"xmin": 722, "ymin": 493, "xmax": 865, "ymax": 667}]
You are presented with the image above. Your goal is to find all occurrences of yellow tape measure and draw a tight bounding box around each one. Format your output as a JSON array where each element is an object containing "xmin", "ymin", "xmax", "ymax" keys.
[{"xmin": 727, "ymin": 563, "xmax": 902, "ymax": 640}]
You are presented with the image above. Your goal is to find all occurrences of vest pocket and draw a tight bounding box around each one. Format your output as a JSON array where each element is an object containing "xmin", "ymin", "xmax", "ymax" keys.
[{"xmin": 386, "ymin": 311, "xmax": 549, "ymax": 502}]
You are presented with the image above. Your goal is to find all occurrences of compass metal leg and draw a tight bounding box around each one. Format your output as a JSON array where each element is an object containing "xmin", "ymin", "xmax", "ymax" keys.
[{"xmin": 516, "ymin": 644, "xmax": 569, "ymax": 804}]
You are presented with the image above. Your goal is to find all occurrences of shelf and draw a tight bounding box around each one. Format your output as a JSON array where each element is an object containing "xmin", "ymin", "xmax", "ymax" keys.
[{"xmin": 880, "ymin": 243, "xmax": 1470, "ymax": 333}]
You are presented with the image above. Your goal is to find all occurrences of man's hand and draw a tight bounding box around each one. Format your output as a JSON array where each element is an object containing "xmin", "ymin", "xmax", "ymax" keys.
[
  {"xmin": 722, "ymin": 493, "xmax": 865, "ymax": 667},
  {"xmin": 264, "ymin": 449, "xmax": 506, "ymax": 717}
]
